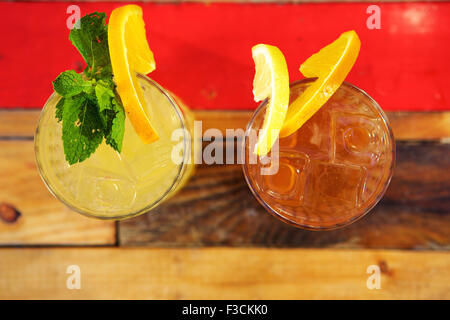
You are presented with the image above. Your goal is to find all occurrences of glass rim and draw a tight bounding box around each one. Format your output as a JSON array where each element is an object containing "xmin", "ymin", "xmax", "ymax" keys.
[
  {"xmin": 34, "ymin": 73, "xmax": 191, "ymax": 220},
  {"xmin": 242, "ymin": 78, "xmax": 396, "ymax": 231}
]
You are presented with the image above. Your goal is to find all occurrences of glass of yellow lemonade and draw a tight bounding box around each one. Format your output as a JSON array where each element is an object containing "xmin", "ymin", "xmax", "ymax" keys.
[{"xmin": 35, "ymin": 74, "xmax": 194, "ymax": 219}]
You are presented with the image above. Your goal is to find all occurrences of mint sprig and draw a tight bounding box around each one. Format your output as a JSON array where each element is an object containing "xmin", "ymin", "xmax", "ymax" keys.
[
  {"xmin": 69, "ymin": 12, "xmax": 112, "ymax": 79},
  {"xmin": 52, "ymin": 12, "xmax": 125, "ymax": 165}
]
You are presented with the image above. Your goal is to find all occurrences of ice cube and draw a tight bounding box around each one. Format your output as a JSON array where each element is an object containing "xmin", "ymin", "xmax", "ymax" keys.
[
  {"xmin": 75, "ymin": 167, "xmax": 137, "ymax": 213},
  {"xmin": 254, "ymin": 151, "xmax": 309, "ymax": 202},
  {"xmin": 279, "ymin": 108, "xmax": 332, "ymax": 160},
  {"xmin": 330, "ymin": 111, "xmax": 386, "ymax": 167},
  {"xmin": 303, "ymin": 160, "xmax": 367, "ymax": 213},
  {"xmin": 130, "ymin": 143, "xmax": 175, "ymax": 183},
  {"xmin": 81, "ymin": 142, "xmax": 137, "ymax": 182}
]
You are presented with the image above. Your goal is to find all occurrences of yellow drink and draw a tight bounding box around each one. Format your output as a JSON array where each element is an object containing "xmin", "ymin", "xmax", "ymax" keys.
[{"xmin": 35, "ymin": 74, "xmax": 194, "ymax": 219}]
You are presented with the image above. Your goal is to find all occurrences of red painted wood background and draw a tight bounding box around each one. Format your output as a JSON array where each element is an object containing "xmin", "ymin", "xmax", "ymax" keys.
[{"xmin": 0, "ymin": 2, "xmax": 449, "ymax": 111}]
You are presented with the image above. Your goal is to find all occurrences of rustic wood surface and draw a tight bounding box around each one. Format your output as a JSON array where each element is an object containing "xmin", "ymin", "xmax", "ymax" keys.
[
  {"xmin": 119, "ymin": 142, "xmax": 450, "ymax": 249},
  {"xmin": 1, "ymin": 0, "xmax": 449, "ymax": 301},
  {"xmin": 0, "ymin": 248, "xmax": 448, "ymax": 299},
  {"xmin": 0, "ymin": 110, "xmax": 41, "ymax": 138},
  {"xmin": 0, "ymin": 140, "xmax": 116, "ymax": 245},
  {"xmin": 1, "ymin": 110, "xmax": 449, "ymax": 248},
  {"xmin": 2, "ymin": 110, "xmax": 450, "ymax": 140}
]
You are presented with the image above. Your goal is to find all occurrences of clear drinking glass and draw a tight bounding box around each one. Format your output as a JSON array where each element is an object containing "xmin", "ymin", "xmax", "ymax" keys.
[
  {"xmin": 243, "ymin": 79, "xmax": 395, "ymax": 230},
  {"xmin": 35, "ymin": 74, "xmax": 194, "ymax": 220}
]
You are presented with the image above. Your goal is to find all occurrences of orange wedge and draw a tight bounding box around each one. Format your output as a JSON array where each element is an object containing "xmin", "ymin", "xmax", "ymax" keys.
[
  {"xmin": 108, "ymin": 5, "xmax": 158, "ymax": 144},
  {"xmin": 252, "ymin": 44, "xmax": 290, "ymax": 156},
  {"xmin": 280, "ymin": 30, "xmax": 361, "ymax": 138}
]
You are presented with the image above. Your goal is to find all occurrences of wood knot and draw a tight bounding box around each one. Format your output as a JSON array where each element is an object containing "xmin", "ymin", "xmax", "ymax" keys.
[
  {"xmin": 0, "ymin": 202, "xmax": 21, "ymax": 223},
  {"xmin": 378, "ymin": 260, "xmax": 394, "ymax": 276}
]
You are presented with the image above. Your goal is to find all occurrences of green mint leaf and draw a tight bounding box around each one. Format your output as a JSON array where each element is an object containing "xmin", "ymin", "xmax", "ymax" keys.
[
  {"xmin": 53, "ymin": 70, "xmax": 93, "ymax": 97},
  {"xmin": 53, "ymin": 11, "xmax": 128, "ymax": 165},
  {"xmin": 95, "ymin": 80, "xmax": 115, "ymax": 114},
  {"xmin": 106, "ymin": 97, "xmax": 125, "ymax": 153},
  {"xmin": 62, "ymin": 93, "xmax": 104, "ymax": 165},
  {"xmin": 69, "ymin": 12, "xmax": 112, "ymax": 79},
  {"xmin": 55, "ymin": 97, "xmax": 65, "ymax": 122},
  {"xmin": 95, "ymin": 80, "xmax": 125, "ymax": 152}
]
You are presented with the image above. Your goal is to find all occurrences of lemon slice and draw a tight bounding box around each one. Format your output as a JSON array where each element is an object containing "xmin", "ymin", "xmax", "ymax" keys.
[
  {"xmin": 280, "ymin": 30, "xmax": 361, "ymax": 138},
  {"xmin": 252, "ymin": 44, "xmax": 289, "ymax": 156},
  {"xmin": 108, "ymin": 5, "xmax": 158, "ymax": 144}
]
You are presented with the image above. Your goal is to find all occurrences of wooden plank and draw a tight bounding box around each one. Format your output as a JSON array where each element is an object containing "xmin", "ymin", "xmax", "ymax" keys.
[
  {"xmin": 0, "ymin": 140, "xmax": 116, "ymax": 245},
  {"xmin": 1, "ymin": 2, "xmax": 449, "ymax": 111},
  {"xmin": 119, "ymin": 141, "xmax": 450, "ymax": 249},
  {"xmin": 0, "ymin": 248, "xmax": 448, "ymax": 299},
  {"xmin": 0, "ymin": 110, "xmax": 40, "ymax": 138},
  {"xmin": 389, "ymin": 112, "xmax": 450, "ymax": 141},
  {"xmin": 2, "ymin": 110, "xmax": 450, "ymax": 140},
  {"xmin": 0, "ymin": 110, "xmax": 449, "ymax": 247}
]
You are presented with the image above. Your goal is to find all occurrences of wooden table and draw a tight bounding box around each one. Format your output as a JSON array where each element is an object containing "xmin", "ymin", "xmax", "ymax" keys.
[
  {"xmin": 1, "ymin": 0, "xmax": 449, "ymax": 300},
  {"xmin": 0, "ymin": 110, "xmax": 449, "ymax": 299}
]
